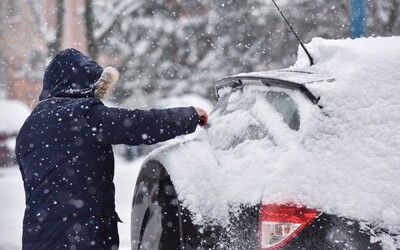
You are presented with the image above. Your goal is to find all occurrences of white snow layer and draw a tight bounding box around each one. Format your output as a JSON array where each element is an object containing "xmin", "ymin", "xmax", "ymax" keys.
[
  {"xmin": 0, "ymin": 99, "xmax": 31, "ymax": 134},
  {"xmin": 147, "ymin": 36, "xmax": 400, "ymax": 243}
]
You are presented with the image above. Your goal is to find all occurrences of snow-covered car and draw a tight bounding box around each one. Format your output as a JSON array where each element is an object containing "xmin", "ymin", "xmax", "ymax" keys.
[
  {"xmin": 130, "ymin": 36, "xmax": 400, "ymax": 250},
  {"xmin": 0, "ymin": 99, "xmax": 31, "ymax": 167}
]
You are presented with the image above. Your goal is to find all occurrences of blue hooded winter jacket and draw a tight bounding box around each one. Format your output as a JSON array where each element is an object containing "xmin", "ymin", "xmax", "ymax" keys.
[{"xmin": 15, "ymin": 48, "xmax": 199, "ymax": 249}]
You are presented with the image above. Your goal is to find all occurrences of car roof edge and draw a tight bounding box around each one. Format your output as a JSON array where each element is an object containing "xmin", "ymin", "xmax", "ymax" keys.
[{"xmin": 215, "ymin": 76, "xmax": 321, "ymax": 106}]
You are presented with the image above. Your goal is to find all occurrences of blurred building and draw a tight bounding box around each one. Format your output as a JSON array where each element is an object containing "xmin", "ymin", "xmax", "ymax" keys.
[{"xmin": 0, "ymin": 0, "xmax": 86, "ymax": 109}]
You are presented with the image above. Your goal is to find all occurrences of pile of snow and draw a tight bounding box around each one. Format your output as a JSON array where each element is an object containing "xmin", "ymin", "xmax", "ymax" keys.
[
  {"xmin": 148, "ymin": 36, "xmax": 400, "ymax": 246},
  {"xmin": 0, "ymin": 99, "xmax": 31, "ymax": 134}
]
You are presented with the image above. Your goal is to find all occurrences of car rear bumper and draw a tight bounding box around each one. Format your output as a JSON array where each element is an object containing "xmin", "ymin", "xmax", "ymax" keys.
[{"xmin": 183, "ymin": 206, "xmax": 384, "ymax": 250}]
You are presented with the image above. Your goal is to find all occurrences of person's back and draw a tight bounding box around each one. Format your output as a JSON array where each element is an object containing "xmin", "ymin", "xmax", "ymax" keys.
[
  {"xmin": 17, "ymin": 96, "xmax": 121, "ymax": 248},
  {"xmin": 16, "ymin": 48, "xmax": 207, "ymax": 249}
]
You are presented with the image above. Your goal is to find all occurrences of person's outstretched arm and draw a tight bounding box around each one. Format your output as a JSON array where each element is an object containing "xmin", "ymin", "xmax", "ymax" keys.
[{"xmin": 88, "ymin": 103, "xmax": 207, "ymax": 145}]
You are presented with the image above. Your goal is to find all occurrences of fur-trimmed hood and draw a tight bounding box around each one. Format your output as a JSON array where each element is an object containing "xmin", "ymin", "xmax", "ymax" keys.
[{"xmin": 39, "ymin": 48, "xmax": 119, "ymax": 101}]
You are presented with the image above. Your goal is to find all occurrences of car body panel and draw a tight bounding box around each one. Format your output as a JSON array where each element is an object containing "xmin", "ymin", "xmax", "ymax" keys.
[{"xmin": 131, "ymin": 160, "xmax": 385, "ymax": 249}]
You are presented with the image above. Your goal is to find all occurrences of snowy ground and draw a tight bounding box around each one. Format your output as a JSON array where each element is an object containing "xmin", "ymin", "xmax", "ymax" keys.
[{"xmin": 0, "ymin": 155, "xmax": 144, "ymax": 250}]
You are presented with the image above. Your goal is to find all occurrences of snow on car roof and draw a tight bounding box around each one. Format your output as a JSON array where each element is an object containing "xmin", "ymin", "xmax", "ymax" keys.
[
  {"xmin": 0, "ymin": 99, "xmax": 31, "ymax": 134},
  {"xmin": 148, "ymin": 36, "xmax": 400, "ymax": 239},
  {"xmin": 233, "ymin": 68, "xmax": 331, "ymax": 85}
]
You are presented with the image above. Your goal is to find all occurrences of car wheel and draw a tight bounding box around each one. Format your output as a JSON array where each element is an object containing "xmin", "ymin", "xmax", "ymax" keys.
[{"xmin": 131, "ymin": 160, "xmax": 182, "ymax": 250}]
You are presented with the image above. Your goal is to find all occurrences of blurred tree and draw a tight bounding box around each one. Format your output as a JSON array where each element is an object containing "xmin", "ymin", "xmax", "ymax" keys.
[
  {"xmin": 367, "ymin": 0, "xmax": 400, "ymax": 36},
  {"xmin": 29, "ymin": 0, "xmax": 65, "ymax": 58},
  {"xmin": 27, "ymin": 0, "xmax": 147, "ymax": 60},
  {"xmin": 84, "ymin": 0, "xmax": 146, "ymax": 60},
  {"xmin": 2, "ymin": 0, "xmax": 400, "ymax": 108},
  {"xmin": 92, "ymin": 0, "xmax": 351, "ymax": 107}
]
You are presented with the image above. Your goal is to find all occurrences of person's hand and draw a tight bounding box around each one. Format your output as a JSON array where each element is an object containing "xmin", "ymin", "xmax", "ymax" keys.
[{"xmin": 195, "ymin": 107, "xmax": 208, "ymax": 126}]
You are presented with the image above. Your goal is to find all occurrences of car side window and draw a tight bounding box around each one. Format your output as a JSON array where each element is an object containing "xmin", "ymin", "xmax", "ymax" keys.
[{"xmin": 265, "ymin": 92, "xmax": 300, "ymax": 131}]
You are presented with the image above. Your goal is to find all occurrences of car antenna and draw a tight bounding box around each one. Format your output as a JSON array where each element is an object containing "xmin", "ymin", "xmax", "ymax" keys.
[{"xmin": 270, "ymin": 0, "xmax": 314, "ymax": 66}]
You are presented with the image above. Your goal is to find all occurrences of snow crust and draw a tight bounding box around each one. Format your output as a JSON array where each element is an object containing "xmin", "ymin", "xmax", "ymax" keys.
[{"xmin": 147, "ymin": 36, "xmax": 400, "ymax": 247}]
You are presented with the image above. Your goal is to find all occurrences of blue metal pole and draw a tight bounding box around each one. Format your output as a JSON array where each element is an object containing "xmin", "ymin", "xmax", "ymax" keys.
[{"xmin": 350, "ymin": 0, "xmax": 366, "ymax": 38}]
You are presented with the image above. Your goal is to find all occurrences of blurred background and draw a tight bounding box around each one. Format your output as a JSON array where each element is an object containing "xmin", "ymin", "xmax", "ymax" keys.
[{"xmin": 1, "ymin": 0, "xmax": 400, "ymax": 164}]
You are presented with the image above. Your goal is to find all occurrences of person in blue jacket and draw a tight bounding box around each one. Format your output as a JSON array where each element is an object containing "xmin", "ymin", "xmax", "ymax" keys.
[{"xmin": 15, "ymin": 48, "xmax": 208, "ymax": 249}]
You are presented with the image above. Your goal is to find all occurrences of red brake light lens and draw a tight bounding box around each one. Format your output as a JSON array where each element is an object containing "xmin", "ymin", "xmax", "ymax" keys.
[
  {"xmin": 259, "ymin": 204, "xmax": 320, "ymax": 250},
  {"xmin": 0, "ymin": 134, "xmax": 8, "ymax": 141}
]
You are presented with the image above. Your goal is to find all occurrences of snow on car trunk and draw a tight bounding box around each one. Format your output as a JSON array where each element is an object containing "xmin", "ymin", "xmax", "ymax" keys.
[{"xmin": 148, "ymin": 37, "xmax": 400, "ymax": 238}]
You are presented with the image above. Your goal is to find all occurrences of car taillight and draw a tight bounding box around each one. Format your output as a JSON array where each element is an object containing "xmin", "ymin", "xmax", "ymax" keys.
[
  {"xmin": 0, "ymin": 134, "xmax": 8, "ymax": 141},
  {"xmin": 258, "ymin": 203, "xmax": 320, "ymax": 250}
]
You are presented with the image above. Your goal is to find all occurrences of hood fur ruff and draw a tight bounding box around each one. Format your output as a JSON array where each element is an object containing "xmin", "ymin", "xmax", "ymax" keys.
[{"xmin": 94, "ymin": 67, "xmax": 120, "ymax": 100}]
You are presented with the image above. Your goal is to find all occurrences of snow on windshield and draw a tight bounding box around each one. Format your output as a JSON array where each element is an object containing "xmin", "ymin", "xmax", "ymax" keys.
[{"xmin": 149, "ymin": 37, "xmax": 400, "ymax": 242}]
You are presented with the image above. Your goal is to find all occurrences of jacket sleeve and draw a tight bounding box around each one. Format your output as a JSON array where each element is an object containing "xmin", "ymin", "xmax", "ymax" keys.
[{"xmin": 89, "ymin": 104, "xmax": 200, "ymax": 145}]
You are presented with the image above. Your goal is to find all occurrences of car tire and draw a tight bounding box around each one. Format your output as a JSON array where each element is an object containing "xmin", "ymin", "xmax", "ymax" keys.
[{"xmin": 131, "ymin": 160, "xmax": 183, "ymax": 250}]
